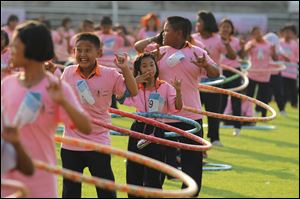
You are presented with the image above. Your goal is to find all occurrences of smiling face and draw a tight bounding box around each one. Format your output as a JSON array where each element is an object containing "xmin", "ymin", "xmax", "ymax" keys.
[
  {"xmin": 219, "ymin": 21, "xmax": 233, "ymax": 38},
  {"xmin": 74, "ymin": 40, "xmax": 101, "ymax": 69}
]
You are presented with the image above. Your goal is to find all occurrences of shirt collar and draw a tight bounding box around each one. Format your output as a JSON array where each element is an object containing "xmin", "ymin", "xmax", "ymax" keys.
[
  {"xmin": 138, "ymin": 79, "xmax": 165, "ymax": 91},
  {"xmin": 75, "ymin": 61, "xmax": 101, "ymax": 79}
]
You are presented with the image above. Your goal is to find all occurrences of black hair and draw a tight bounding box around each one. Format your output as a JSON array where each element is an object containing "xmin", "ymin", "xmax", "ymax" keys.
[
  {"xmin": 281, "ymin": 23, "xmax": 298, "ymax": 35},
  {"xmin": 16, "ymin": 21, "xmax": 54, "ymax": 62},
  {"xmin": 62, "ymin": 17, "xmax": 71, "ymax": 27},
  {"xmin": 166, "ymin": 16, "xmax": 191, "ymax": 40},
  {"xmin": 7, "ymin": 14, "xmax": 19, "ymax": 25},
  {"xmin": 82, "ymin": 19, "xmax": 94, "ymax": 26},
  {"xmin": 74, "ymin": 32, "xmax": 101, "ymax": 49},
  {"xmin": 250, "ymin": 26, "xmax": 261, "ymax": 35},
  {"xmin": 133, "ymin": 53, "xmax": 159, "ymax": 80},
  {"xmin": 101, "ymin": 16, "xmax": 112, "ymax": 26},
  {"xmin": 219, "ymin": 18, "xmax": 235, "ymax": 35},
  {"xmin": 1, "ymin": 29, "xmax": 9, "ymax": 48},
  {"xmin": 197, "ymin": 10, "xmax": 219, "ymax": 33}
]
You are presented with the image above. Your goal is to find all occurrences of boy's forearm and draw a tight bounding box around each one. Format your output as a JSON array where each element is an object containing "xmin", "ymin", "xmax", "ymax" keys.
[
  {"xmin": 121, "ymin": 67, "xmax": 138, "ymax": 96},
  {"xmin": 13, "ymin": 142, "xmax": 35, "ymax": 176}
]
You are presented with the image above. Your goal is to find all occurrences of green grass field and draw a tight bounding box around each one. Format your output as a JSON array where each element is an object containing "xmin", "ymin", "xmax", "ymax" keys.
[{"xmin": 55, "ymin": 102, "xmax": 299, "ymax": 198}]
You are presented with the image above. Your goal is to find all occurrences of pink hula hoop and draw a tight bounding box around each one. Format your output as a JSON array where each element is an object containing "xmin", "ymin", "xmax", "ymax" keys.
[
  {"xmin": 34, "ymin": 135, "xmax": 198, "ymax": 198},
  {"xmin": 1, "ymin": 179, "xmax": 28, "ymax": 198}
]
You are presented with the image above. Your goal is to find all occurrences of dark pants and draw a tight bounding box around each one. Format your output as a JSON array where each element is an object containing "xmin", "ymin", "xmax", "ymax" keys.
[
  {"xmin": 61, "ymin": 148, "xmax": 116, "ymax": 198},
  {"xmin": 200, "ymin": 90, "xmax": 222, "ymax": 142},
  {"xmin": 246, "ymin": 79, "xmax": 270, "ymax": 117},
  {"xmin": 162, "ymin": 119, "xmax": 204, "ymax": 197},
  {"xmin": 111, "ymin": 94, "xmax": 118, "ymax": 109},
  {"xmin": 282, "ymin": 77, "xmax": 298, "ymax": 108},
  {"xmin": 221, "ymin": 69, "xmax": 242, "ymax": 129},
  {"xmin": 126, "ymin": 121, "xmax": 164, "ymax": 198},
  {"xmin": 269, "ymin": 74, "xmax": 285, "ymax": 111}
]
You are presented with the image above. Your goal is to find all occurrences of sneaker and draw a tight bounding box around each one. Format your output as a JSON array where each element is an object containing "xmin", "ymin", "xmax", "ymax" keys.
[
  {"xmin": 212, "ymin": 140, "xmax": 224, "ymax": 147},
  {"xmin": 280, "ymin": 110, "xmax": 288, "ymax": 117},
  {"xmin": 233, "ymin": 128, "xmax": 241, "ymax": 136}
]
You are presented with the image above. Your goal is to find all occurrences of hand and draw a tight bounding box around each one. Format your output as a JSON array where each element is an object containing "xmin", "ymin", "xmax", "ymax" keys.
[
  {"xmin": 222, "ymin": 37, "xmax": 230, "ymax": 46},
  {"xmin": 190, "ymin": 52, "xmax": 209, "ymax": 68},
  {"xmin": 2, "ymin": 126, "xmax": 20, "ymax": 145},
  {"xmin": 46, "ymin": 75, "xmax": 66, "ymax": 105},
  {"xmin": 44, "ymin": 61, "xmax": 56, "ymax": 73},
  {"xmin": 171, "ymin": 76, "xmax": 182, "ymax": 91},
  {"xmin": 239, "ymin": 37, "xmax": 246, "ymax": 48},
  {"xmin": 135, "ymin": 71, "xmax": 152, "ymax": 84},
  {"xmin": 114, "ymin": 53, "xmax": 129, "ymax": 69}
]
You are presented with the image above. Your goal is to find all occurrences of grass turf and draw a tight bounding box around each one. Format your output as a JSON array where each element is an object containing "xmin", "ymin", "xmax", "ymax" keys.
[{"xmin": 55, "ymin": 102, "xmax": 299, "ymax": 198}]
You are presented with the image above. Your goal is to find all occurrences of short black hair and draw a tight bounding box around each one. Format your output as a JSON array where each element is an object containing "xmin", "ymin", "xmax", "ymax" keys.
[
  {"xmin": 250, "ymin": 26, "xmax": 261, "ymax": 34},
  {"xmin": 281, "ymin": 23, "xmax": 298, "ymax": 35},
  {"xmin": 74, "ymin": 32, "xmax": 101, "ymax": 49},
  {"xmin": 16, "ymin": 21, "xmax": 54, "ymax": 62},
  {"xmin": 197, "ymin": 10, "xmax": 219, "ymax": 33},
  {"xmin": 219, "ymin": 18, "xmax": 235, "ymax": 35},
  {"xmin": 7, "ymin": 14, "xmax": 19, "ymax": 24},
  {"xmin": 166, "ymin": 16, "xmax": 191, "ymax": 40},
  {"xmin": 1, "ymin": 29, "xmax": 9, "ymax": 48},
  {"xmin": 101, "ymin": 16, "xmax": 112, "ymax": 26},
  {"xmin": 133, "ymin": 53, "xmax": 159, "ymax": 80},
  {"xmin": 62, "ymin": 17, "xmax": 71, "ymax": 27}
]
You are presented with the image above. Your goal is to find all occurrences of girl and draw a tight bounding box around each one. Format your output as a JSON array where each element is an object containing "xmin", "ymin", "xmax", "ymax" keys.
[
  {"xmin": 154, "ymin": 16, "xmax": 219, "ymax": 196},
  {"xmin": 137, "ymin": 12, "xmax": 161, "ymax": 40},
  {"xmin": 61, "ymin": 32, "xmax": 138, "ymax": 198},
  {"xmin": 1, "ymin": 29, "xmax": 12, "ymax": 80},
  {"xmin": 279, "ymin": 24, "xmax": 299, "ymax": 109},
  {"xmin": 244, "ymin": 26, "xmax": 278, "ymax": 117},
  {"xmin": 1, "ymin": 21, "xmax": 92, "ymax": 198},
  {"xmin": 2, "ymin": 14, "xmax": 19, "ymax": 43},
  {"xmin": 219, "ymin": 18, "xmax": 245, "ymax": 136},
  {"xmin": 119, "ymin": 53, "xmax": 182, "ymax": 197}
]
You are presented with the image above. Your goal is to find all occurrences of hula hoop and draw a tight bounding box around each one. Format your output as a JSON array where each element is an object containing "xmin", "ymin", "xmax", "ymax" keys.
[
  {"xmin": 35, "ymin": 135, "xmax": 198, "ymax": 198},
  {"xmin": 220, "ymin": 125, "xmax": 276, "ymax": 130},
  {"xmin": 200, "ymin": 60, "xmax": 251, "ymax": 87},
  {"xmin": 203, "ymin": 163, "xmax": 232, "ymax": 171},
  {"xmin": 1, "ymin": 179, "xmax": 28, "ymax": 198},
  {"xmin": 185, "ymin": 84, "xmax": 276, "ymax": 122},
  {"xmin": 110, "ymin": 112, "xmax": 201, "ymax": 138},
  {"xmin": 248, "ymin": 61, "xmax": 286, "ymax": 72},
  {"xmin": 200, "ymin": 75, "xmax": 226, "ymax": 86},
  {"xmin": 102, "ymin": 108, "xmax": 211, "ymax": 151}
]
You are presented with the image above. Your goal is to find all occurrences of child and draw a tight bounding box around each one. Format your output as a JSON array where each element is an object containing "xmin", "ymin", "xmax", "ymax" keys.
[
  {"xmin": 137, "ymin": 12, "xmax": 161, "ymax": 40},
  {"xmin": 1, "ymin": 110, "xmax": 34, "ymax": 176},
  {"xmin": 61, "ymin": 32, "xmax": 138, "ymax": 198},
  {"xmin": 153, "ymin": 16, "xmax": 219, "ymax": 196},
  {"xmin": 1, "ymin": 29, "xmax": 12, "ymax": 80},
  {"xmin": 218, "ymin": 18, "xmax": 245, "ymax": 137},
  {"xmin": 279, "ymin": 24, "xmax": 299, "ymax": 109},
  {"xmin": 244, "ymin": 26, "xmax": 278, "ymax": 117},
  {"xmin": 119, "ymin": 53, "xmax": 182, "ymax": 197},
  {"xmin": 2, "ymin": 15, "xmax": 19, "ymax": 43},
  {"xmin": 192, "ymin": 10, "xmax": 233, "ymax": 147},
  {"xmin": 1, "ymin": 21, "xmax": 92, "ymax": 198}
]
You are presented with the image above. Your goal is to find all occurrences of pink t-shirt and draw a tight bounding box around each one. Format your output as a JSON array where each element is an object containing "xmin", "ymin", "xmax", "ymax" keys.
[
  {"xmin": 220, "ymin": 36, "xmax": 241, "ymax": 68},
  {"xmin": 192, "ymin": 33, "xmax": 226, "ymax": 65},
  {"xmin": 137, "ymin": 27, "xmax": 159, "ymax": 40},
  {"xmin": 1, "ymin": 48, "xmax": 11, "ymax": 80},
  {"xmin": 124, "ymin": 80, "xmax": 178, "ymax": 122},
  {"xmin": 2, "ymin": 26, "xmax": 14, "ymax": 44},
  {"xmin": 1, "ymin": 72, "xmax": 85, "ymax": 198},
  {"xmin": 157, "ymin": 43, "xmax": 216, "ymax": 121},
  {"xmin": 279, "ymin": 39, "xmax": 299, "ymax": 79},
  {"xmin": 53, "ymin": 27, "xmax": 75, "ymax": 62},
  {"xmin": 224, "ymin": 96, "xmax": 254, "ymax": 117},
  {"xmin": 61, "ymin": 64, "xmax": 126, "ymax": 150},
  {"xmin": 96, "ymin": 31, "xmax": 125, "ymax": 69},
  {"xmin": 53, "ymin": 67, "xmax": 62, "ymax": 78},
  {"xmin": 246, "ymin": 40, "xmax": 274, "ymax": 82}
]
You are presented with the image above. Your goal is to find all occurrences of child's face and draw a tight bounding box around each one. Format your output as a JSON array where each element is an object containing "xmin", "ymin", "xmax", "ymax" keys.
[
  {"xmin": 282, "ymin": 29, "xmax": 294, "ymax": 40},
  {"xmin": 219, "ymin": 22, "xmax": 232, "ymax": 37},
  {"xmin": 140, "ymin": 57, "xmax": 157, "ymax": 80},
  {"xmin": 162, "ymin": 22, "xmax": 178, "ymax": 46},
  {"xmin": 10, "ymin": 35, "xmax": 27, "ymax": 67},
  {"xmin": 252, "ymin": 28, "xmax": 263, "ymax": 40},
  {"xmin": 74, "ymin": 40, "xmax": 101, "ymax": 69}
]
